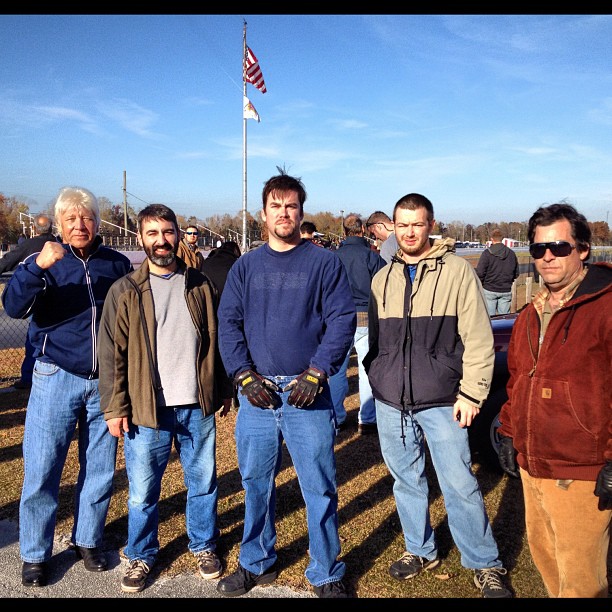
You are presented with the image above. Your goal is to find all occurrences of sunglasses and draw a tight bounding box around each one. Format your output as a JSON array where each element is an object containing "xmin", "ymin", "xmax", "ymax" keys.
[
  {"xmin": 529, "ymin": 241, "xmax": 575, "ymax": 259},
  {"xmin": 184, "ymin": 231, "xmax": 199, "ymax": 236}
]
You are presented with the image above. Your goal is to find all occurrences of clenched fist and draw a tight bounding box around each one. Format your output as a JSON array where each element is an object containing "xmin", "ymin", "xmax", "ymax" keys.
[{"xmin": 36, "ymin": 241, "xmax": 65, "ymax": 269}]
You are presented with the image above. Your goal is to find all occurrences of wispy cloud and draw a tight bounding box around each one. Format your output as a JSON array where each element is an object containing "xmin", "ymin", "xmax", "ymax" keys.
[{"xmin": 96, "ymin": 99, "xmax": 163, "ymax": 139}]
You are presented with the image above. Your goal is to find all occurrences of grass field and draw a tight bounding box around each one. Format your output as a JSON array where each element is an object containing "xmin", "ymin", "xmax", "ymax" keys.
[{"xmin": 0, "ymin": 359, "xmax": 555, "ymax": 599}]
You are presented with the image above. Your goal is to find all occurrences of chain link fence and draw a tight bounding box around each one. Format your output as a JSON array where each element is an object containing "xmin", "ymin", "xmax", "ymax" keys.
[{"xmin": 0, "ymin": 275, "xmax": 28, "ymax": 383}]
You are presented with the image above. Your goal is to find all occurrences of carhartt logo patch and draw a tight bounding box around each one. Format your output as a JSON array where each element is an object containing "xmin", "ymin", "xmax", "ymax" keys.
[{"xmin": 542, "ymin": 388, "xmax": 552, "ymax": 399}]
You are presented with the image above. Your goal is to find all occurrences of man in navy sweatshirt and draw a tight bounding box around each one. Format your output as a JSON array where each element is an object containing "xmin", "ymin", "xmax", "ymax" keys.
[{"xmin": 216, "ymin": 172, "xmax": 356, "ymax": 599}]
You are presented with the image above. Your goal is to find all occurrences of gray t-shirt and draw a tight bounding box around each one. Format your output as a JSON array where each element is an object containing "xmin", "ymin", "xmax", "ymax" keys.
[{"xmin": 149, "ymin": 269, "xmax": 199, "ymax": 407}]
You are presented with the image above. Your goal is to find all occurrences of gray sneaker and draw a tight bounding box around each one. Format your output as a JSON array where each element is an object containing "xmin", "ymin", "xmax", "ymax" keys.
[
  {"xmin": 195, "ymin": 549, "xmax": 223, "ymax": 579},
  {"xmin": 474, "ymin": 567, "xmax": 512, "ymax": 598},
  {"xmin": 389, "ymin": 551, "xmax": 440, "ymax": 580},
  {"xmin": 121, "ymin": 559, "xmax": 151, "ymax": 593}
]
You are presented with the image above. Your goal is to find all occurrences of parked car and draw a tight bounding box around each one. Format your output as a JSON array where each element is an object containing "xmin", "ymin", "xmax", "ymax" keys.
[{"xmin": 468, "ymin": 311, "xmax": 519, "ymax": 471}]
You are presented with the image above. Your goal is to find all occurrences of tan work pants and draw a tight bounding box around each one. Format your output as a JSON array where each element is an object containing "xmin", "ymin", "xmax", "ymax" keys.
[{"xmin": 520, "ymin": 468, "xmax": 611, "ymax": 598}]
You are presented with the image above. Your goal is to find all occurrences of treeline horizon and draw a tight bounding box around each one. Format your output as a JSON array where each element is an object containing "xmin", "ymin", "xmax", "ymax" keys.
[{"xmin": 2, "ymin": 192, "xmax": 610, "ymax": 247}]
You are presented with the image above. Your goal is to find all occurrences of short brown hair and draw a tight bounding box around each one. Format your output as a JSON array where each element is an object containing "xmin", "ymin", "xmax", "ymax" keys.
[{"xmin": 491, "ymin": 228, "xmax": 503, "ymax": 241}]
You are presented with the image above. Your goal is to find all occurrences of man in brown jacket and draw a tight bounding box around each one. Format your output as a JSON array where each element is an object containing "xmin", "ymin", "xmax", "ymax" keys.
[
  {"xmin": 176, "ymin": 224, "xmax": 204, "ymax": 270},
  {"xmin": 98, "ymin": 204, "xmax": 232, "ymax": 594},
  {"xmin": 498, "ymin": 203, "xmax": 612, "ymax": 598}
]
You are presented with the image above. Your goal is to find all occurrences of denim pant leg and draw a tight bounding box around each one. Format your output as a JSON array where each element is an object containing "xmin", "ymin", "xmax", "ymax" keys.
[
  {"xmin": 72, "ymin": 379, "xmax": 118, "ymax": 548},
  {"xmin": 123, "ymin": 411, "xmax": 174, "ymax": 567},
  {"xmin": 496, "ymin": 291, "xmax": 512, "ymax": 315},
  {"xmin": 414, "ymin": 405, "xmax": 501, "ymax": 569},
  {"xmin": 279, "ymin": 379, "xmax": 345, "ymax": 587},
  {"xmin": 483, "ymin": 289, "xmax": 498, "ymax": 317},
  {"xmin": 20, "ymin": 362, "xmax": 80, "ymax": 562},
  {"xmin": 235, "ymin": 395, "xmax": 283, "ymax": 575},
  {"xmin": 173, "ymin": 407, "xmax": 220, "ymax": 553},
  {"xmin": 328, "ymin": 342, "xmax": 352, "ymax": 426},
  {"xmin": 375, "ymin": 399, "xmax": 437, "ymax": 561},
  {"xmin": 353, "ymin": 327, "xmax": 376, "ymax": 425}
]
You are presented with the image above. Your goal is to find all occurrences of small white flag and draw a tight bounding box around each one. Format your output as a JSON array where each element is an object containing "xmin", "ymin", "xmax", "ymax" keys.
[{"xmin": 243, "ymin": 96, "xmax": 260, "ymax": 122}]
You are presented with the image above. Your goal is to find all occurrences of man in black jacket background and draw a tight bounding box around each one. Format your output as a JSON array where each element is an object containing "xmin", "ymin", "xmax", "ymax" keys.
[
  {"xmin": 0, "ymin": 213, "xmax": 57, "ymax": 389},
  {"xmin": 476, "ymin": 228, "xmax": 519, "ymax": 316}
]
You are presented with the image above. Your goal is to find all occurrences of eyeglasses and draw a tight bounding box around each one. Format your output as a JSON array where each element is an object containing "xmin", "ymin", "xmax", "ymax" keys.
[
  {"xmin": 184, "ymin": 231, "xmax": 199, "ymax": 236},
  {"xmin": 529, "ymin": 241, "xmax": 576, "ymax": 259}
]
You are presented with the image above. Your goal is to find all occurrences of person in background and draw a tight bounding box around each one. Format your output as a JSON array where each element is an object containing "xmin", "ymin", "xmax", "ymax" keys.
[
  {"xmin": 365, "ymin": 211, "xmax": 397, "ymax": 264},
  {"xmin": 498, "ymin": 203, "xmax": 611, "ymax": 598},
  {"xmin": 475, "ymin": 228, "xmax": 519, "ymax": 316},
  {"xmin": 216, "ymin": 172, "xmax": 356, "ymax": 598},
  {"xmin": 300, "ymin": 220, "xmax": 324, "ymax": 246},
  {"xmin": 0, "ymin": 213, "xmax": 57, "ymax": 389},
  {"xmin": 176, "ymin": 224, "xmax": 204, "ymax": 271},
  {"xmin": 329, "ymin": 213, "xmax": 385, "ymax": 434},
  {"xmin": 2, "ymin": 186, "xmax": 132, "ymax": 588},
  {"xmin": 98, "ymin": 204, "xmax": 233, "ymax": 594},
  {"xmin": 365, "ymin": 193, "xmax": 512, "ymax": 599},
  {"xmin": 201, "ymin": 240, "xmax": 241, "ymax": 296}
]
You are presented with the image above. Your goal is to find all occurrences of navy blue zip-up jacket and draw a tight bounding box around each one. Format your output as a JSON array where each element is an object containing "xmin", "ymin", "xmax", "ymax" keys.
[{"xmin": 2, "ymin": 235, "xmax": 132, "ymax": 379}]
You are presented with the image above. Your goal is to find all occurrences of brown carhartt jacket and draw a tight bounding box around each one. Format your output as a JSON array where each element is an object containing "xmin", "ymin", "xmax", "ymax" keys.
[{"xmin": 176, "ymin": 239, "xmax": 204, "ymax": 271}]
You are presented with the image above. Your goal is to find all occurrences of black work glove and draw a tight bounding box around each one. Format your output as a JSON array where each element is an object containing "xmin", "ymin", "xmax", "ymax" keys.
[
  {"xmin": 234, "ymin": 370, "xmax": 281, "ymax": 409},
  {"xmin": 282, "ymin": 366, "xmax": 327, "ymax": 408},
  {"xmin": 498, "ymin": 435, "xmax": 520, "ymax": 478},
  {"xmin": 594, "ymin": 461, "xmax": 612, "ymax": 511}
]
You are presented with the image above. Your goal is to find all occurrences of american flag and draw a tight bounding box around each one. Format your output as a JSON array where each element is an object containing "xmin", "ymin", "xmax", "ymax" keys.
[{"xmin": 244, "ymin": 46, "xmax": 267, "ymax": 93}]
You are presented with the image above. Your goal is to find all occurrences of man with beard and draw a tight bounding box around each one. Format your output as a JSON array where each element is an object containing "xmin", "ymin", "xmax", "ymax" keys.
[
  {"xmin": 98, "ymin": 204, "xmax": 233, "ymax": 594},
  {"xmin": 216, "ymin": 172, "xmax": 356, "ymax": 598},
  {"xmin": 365, "ymin": 193, "xmax": 512, "ymax": 598}
]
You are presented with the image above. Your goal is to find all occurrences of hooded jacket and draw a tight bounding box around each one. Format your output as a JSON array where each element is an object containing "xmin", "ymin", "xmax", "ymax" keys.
[
  {"xmin": 200, "ymin": 245, "xmax": 240, "ymax": 296},
  {"xmin": 476, "ymin": 242, "xmax": 519, "ymax": 293},
  {"xmin": 2, "ymin": 236, "xmax": 132, "ymax": 379},
  {"xmin": 98, "ymin": 257, "xmax": 233, "ymax": 428},
  {"xmin": 498, "ymin": 262, "xmax": 612, "ymax": 481},
  {"xmin": 366, "ymin": 238, "xmax": 494, "ymax": 412}
]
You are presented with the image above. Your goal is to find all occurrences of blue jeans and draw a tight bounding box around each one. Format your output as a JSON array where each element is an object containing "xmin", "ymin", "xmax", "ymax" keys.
[
  {"xmin": 235, "ymin": 375, "xmax": 345, "ymax": 587},
  {"xmin": 329, "ymin": 326, "xmax": 376, "ymax": 425},
  {"xmin": 122, "ymin": 406, "xmax": 219, "ymax": 567},
  {"xmin": 376, "ymin": 400, "xmax": 502, "ymax": 569},
  {"xmin": 19, "ymin": 360, "xmax": 117, "ymax": 563},
  {"xmin": 483, "ymin": 289, "xmax": 512, "ymax": 316}
]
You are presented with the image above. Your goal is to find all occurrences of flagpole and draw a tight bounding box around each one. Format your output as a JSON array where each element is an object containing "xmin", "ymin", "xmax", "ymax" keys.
[{"xmin": 241, "ymin": 21, "xmax": 248, "ymax": 254}]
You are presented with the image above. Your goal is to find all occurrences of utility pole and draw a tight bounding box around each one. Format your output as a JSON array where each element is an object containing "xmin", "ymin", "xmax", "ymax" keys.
[{"xmin": 123, "ymin": 171, "xmax": 128, "ymax": 237}]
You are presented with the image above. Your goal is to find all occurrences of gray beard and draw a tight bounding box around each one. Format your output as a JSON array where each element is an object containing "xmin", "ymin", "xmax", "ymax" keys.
[{"xmin": 147, "ymin": 249, "xmax": 176, "ymax": 267}]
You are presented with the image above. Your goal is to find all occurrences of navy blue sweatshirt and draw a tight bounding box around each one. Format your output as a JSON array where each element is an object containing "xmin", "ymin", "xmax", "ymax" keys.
[{"xmin": 218, "ymin": 239, "xmax": 356, "ymax": 379}]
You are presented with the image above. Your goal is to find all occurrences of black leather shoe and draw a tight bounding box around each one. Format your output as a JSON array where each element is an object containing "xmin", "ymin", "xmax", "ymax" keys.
[
  {"xmin": 74, "ymin": 546, "xmax": 108, "ymax": 572},
  {"xmin": 22, "ymin": 561, "xmax": 48, "ymax": 587}
]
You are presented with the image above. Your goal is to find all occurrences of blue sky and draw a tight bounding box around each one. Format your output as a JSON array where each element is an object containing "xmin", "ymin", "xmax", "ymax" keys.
[{"xmin": 1, "ymin": 14, "xmax": 612, "ymax": 226}]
